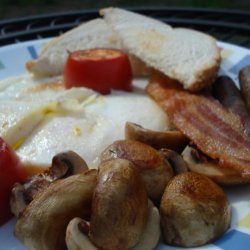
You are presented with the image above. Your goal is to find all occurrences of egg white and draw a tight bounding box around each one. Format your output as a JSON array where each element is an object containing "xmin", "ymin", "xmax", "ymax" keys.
[
  {"xmin": 0, "ymin": 75, "xmax": 96, "ymax": 147},
  {"xmin": 0, "ymin": 75, "xmax": 170, "ymax": 170}
]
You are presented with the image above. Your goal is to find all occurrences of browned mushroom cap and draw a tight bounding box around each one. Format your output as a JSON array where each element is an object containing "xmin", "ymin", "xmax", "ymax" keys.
[
  {"xmin": 125, "ymin": 122, "xmax": 188, "ymax": 152},
  {"xmin": 14, "ymin": 170, "xmax": 97, "ymax": 250},
  {"xmin": 51, "ymin": 150, "xmax": 89, "ymax": 177},
  {"xmin": 10, "ymin": 151, "xmax": 89, "ymax": 217},
  {"xmin": 101, "ymin": 140, "xmax": 174, "ymax": 202},
  {"xmin": 160, "ymin": 148, "xmax": 188, "ymax": 174},
  {"xmin": 182, "ymin": 146, "xmax": 250, "ymax": 185},
  {"xmin": 160, "ymin": 172, "xmax": 231, "ymax": 247},
  {"xmin": 89, "ymin": 159, "xmax": 148, "ymax": 250}
]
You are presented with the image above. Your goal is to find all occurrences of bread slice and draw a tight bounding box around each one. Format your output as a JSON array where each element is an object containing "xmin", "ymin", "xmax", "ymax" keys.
[
  {"xmin": 26, "ymin": 18, "xmax": 150, "ymax": 77},
  {"xmin": 101, "ymin": 7, "xmax": 221, "ymax": 91},
  {"xmin": 26, "ymin": 18, "xmax": 122, "ymax": 76}
]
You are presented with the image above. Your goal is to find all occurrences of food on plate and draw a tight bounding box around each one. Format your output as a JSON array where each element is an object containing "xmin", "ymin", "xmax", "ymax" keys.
[
  {"xmin": 26, "ymin": 18, "xmax": 121, "ymax": 76},
  {"xmin": 101, "ymin": 140, "xmax": 174, "ymax": 201},
  {"xmin": 66, "ymin": 200, "xmax": 160, "ymax": 250},
  {"xmin": 10, "ymin": 151, "xmax": 88, "ymax": 217},
  {"xmin": 0, "ymin": 73, "xmax": 170, "ymax": 172},
  {"xmin": 182, "ymin": 146, "xmax": 250, "ymax": 185},
  {"xmin": 160, "ymin": 148, "xmax": 188, "ymax": 174},
  {"xmin": 64, "ymin": 49, "xmax": 132, "ymax": 94},
  {"xmin": 51, "ymin": 150, "xmax": 89, "ymax": 175},
  {"xmin": 66, "ymin": 217, "xmax": 99, "ymax": 250},
  {"xmin": 1, "ymin": 6, "xmax": 244, "ymax": 249},
  {"xmin": 146, "ymin": 75, "xmax": 250, "ymax": 179},
  {"xmin": 160, "ymin": 172, "xmax": 231, "ymax": 247},
  {"xmin": 101, "ymin": 7, "xmax": 220, "ymax": 91},
  {"xmin": 125, "ymin": 121, "xmax": 188, "ymax": 152},
  {"xmin": 12, "ymin": 151, "xmax": 160, "ymax": 250},
  {"xmin": 15, "ymin": 87, "xmax": 169, "ymax": 171},
  {"xmin": 26, "ymin": 18, "xmax": 149, "ymax": 77},
  {"xmin": 14, "ymin": 170, "xmax": 97, "ymax": 250},
  {"xmin": 88, "ymin": 159, "xmax": 148, "ymax": 249},
  {"xmin": 239, "ymin": 65, "xmax": 250, "ymax": 111},
  {"xmin": 27, "ymin": 7, "xmax": 220, "ymax": 91},
  {"xmin": 0, "ymin": 74, "xmax": 95, "ymax": 150},
  {"xmin": 0, "ymin": 137, "xmax": 27, "ymax": 225}
]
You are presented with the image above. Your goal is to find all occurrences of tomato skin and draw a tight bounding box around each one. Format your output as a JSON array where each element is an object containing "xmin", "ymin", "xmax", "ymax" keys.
[
  {"xmin": 63, "ymin": 49, "xmax": 133, "ymax": 94},
  {"xmin": 0, "ymin": 137, "xmax": 27, "ymax": 225}
]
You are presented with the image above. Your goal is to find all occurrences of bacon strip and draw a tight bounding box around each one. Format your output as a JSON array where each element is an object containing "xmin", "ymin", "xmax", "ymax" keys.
[{"xmin": 146, "ymin": 77, "xmax": 250, "ymax": 178}]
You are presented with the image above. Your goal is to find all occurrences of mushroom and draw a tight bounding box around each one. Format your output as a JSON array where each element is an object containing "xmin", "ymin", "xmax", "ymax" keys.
[
  {"xmin": 66, "ymin": 218, "xmax": 98, "ymax": 250},
  {"xmin": 10, "ymin": 150, "xmax": 89, "ymax": 217},
  {"xmin": 14, "ymin": 170, "xmax": 97, "ymax": 250},
  {"xmin": 125, "ymin": 122, "xmax": 188, "ymax": 152},
  {"xmin": 101, "ymin": 139, "xmax": 174, "ymax": 202},
  {"xmin": 160, "ymin": 148, "xmax": 188, "ymax": 174},
  {"xmin": 51, "ymin": 150, "xmax": 89, "ymax": 176},
  {"xmin": 160, "ymin": 172, "xmax": 231, "ymax": 247},
  {"xmin": 66, "ymin": 200, "xmax": 161, "ymax": 250},
  {"xmin": 89, "ymin": 159, "xmax": 148, "ymax": 250},
  {"xmin": 182, "ymin": 145, "xmax": 250, "ymax": 185}
]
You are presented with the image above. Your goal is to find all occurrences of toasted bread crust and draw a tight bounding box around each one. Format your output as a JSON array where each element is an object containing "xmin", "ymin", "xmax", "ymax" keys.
[
  {"xmin": 186, "ymin": 50, "xmax": 221, "ymax": 91},
  {"xmin": 101, "ymin": 8, "xmax": 221, "ymax": 91}
]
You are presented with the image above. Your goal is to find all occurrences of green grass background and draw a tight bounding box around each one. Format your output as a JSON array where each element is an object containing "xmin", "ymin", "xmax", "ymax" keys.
[{"xmin": 0, "ymin": 0, "xmax": 250, "ymax": 20}]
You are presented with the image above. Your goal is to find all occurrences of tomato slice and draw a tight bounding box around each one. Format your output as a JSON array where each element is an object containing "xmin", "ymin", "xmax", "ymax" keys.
[
  {"xmin": 0, "ymin": 137, "xmax": 27, "ymax": 225},
  {"xmin": 63, "ymin": 48, "xmax": 133, "ymax": 94}
]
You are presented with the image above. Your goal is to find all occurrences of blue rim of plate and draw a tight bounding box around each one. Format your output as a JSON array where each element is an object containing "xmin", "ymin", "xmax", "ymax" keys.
[{"xmin": 0, "ymin": 39, "xmax": 250, "ymax": 250}]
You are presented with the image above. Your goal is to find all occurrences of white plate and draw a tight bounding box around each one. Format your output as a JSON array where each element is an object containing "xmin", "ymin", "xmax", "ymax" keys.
[{"xmin": 0, "ymin": 39, "xmax": 250, "ymax": 250}]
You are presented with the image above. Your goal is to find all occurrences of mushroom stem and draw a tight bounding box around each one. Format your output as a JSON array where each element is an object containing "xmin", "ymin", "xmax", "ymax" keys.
[
  {"xmin": 132, "ymin": 200, "xmax": 161, "ymax": 250},
  {"xmin": 66, "ymin": 218, "xmax": 98, "ymax": 250}
]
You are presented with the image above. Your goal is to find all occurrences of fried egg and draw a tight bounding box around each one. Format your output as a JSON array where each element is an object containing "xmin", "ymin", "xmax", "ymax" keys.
[
  {"xmin": 0, "ymin": 75, "xmax": 96, "ymax": 147},
  {"xmin": 0, "ymin": 75, "xmax": 170, "ymax": 172}
]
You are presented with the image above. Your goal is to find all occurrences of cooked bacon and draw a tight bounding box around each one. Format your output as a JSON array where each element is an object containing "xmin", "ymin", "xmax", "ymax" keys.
[{"xmin": 146, "ymin": 75, "xmax": 250, "ymax": 178}]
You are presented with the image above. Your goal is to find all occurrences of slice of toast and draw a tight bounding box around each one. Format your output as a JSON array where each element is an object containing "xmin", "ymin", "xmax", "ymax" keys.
[
  {"xmin": 101, "ymin": 7, "xmax": 221, "ymax": 91},
  {"xmin": 26, "ymin": 18, "xmax": 122, "ymax": 76},
  {"xmin": 26, "ymin": 18, "xmax": 150, "ymax": 77}
]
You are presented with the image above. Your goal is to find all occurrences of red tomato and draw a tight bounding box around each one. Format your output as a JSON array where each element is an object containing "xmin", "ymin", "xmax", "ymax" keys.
[
  {"xmin": 0, "ymin": 137, "xmax": 27, "ymax": 225},
  {"xmin": 63, "ymin": 48, "xmax": 133, "ymax": 94}
]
